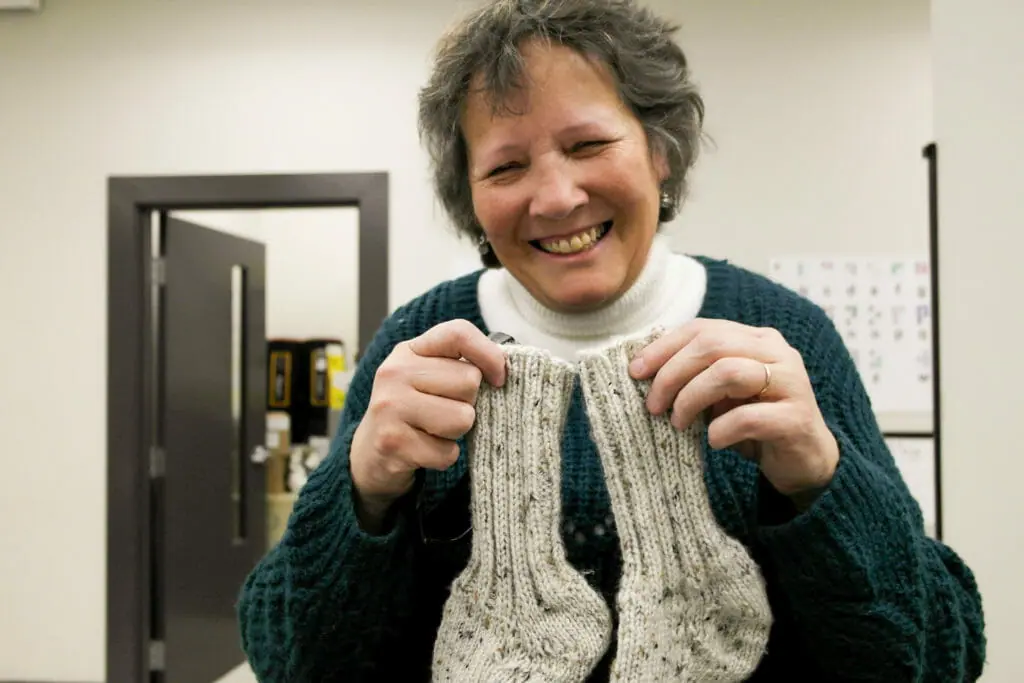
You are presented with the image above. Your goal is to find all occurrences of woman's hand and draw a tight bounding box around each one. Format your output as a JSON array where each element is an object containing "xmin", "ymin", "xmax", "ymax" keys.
[
  {"xmin": 350, "ymin": 320, "xmax": 507, "ymax": 528},
  {"xmin": 629, "ymin": 319, "xmax": 840, "ymax": 500}
]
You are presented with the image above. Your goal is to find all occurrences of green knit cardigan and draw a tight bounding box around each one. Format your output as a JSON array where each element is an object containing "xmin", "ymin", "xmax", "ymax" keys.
[{"xmin": 238, "ymin": 256, "xmax": 986, "ymax": 682}]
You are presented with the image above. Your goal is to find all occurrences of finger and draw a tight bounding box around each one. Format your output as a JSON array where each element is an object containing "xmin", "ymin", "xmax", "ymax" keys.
[
  {"xmin": 375, "ymin": 421, "xmax": 460, "ymax": 473},
  {"xmin": 405, "ymin": 429, "xmax": 462, "ymax": 471},
  {"xmin": 629, "ymin": 319, "xmax": 756, "ymax": 378},
  {"xmin": 408, "ymin": 319, "xmax": 507, "ymax": 387},
  {"xmin": 706, "ymin": 400, "xmax": 800, "ymax": 451},
  {"xmin": 405, "ymin": 356, "xmax": 484, "ymax": 404},
  {"xmin": 669, "ymin": 357, "xmax": 774, "ymax": 430},
  {"xmin": 400, "ymin": 392, "xmax": 478, "ymax": 441},
  {"xmin": 645, "ymin": 331, "xmax": 789, "ymax": 415},
  {"xmin": 631, "ymin": 320, "xmax": 790, "ymax": 379},
  {"xmin": 628, "ymin": 320, "xmax": 707, "ymax": 379}
]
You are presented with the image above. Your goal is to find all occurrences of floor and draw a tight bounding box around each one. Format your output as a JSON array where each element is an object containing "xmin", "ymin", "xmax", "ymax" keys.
[{"xmin": 215, "ymin": 663, "xmax": 258, "ymax": 683}]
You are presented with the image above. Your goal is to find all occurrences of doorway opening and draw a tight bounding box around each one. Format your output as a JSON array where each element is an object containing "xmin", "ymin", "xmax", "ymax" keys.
[{"xmin": 106, "ymin": 173, "xmax": 388, "ymax": 683}]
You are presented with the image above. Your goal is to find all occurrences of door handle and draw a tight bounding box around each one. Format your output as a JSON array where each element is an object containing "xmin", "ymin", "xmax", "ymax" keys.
[
  {"xmin": 231, "ymin": 264, "xmax": 249, "ymax": 543},
  {"xmin": 250, "ymin": 445, "xmax": 270, "ymax": 465}
]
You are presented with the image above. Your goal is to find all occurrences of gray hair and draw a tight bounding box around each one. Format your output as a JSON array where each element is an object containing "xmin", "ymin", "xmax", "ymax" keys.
[{"xmin": 417, "ymin": 0, "xmax": 706, "ymax": 267}]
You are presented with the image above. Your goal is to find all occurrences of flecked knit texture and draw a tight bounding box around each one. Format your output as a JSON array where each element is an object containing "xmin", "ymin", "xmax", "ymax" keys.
[
  {"xmin": 578, "ymin": 333, "xmax": 772, "ymax": 681},
  {"xmin": 431, "ymin": 347, "xmax": 612, "ymax": 682},
  {"xmin": 237, "ymin": 257, "xmax": 987, "ymax": 683}
]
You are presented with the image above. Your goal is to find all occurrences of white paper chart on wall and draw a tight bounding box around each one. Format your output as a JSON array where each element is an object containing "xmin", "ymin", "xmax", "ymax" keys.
[
  {"xmin": 768, "ymin": 256, "xmax": 933, "ymax": 415},
  {"xmin": 885, "ymin": 436, "xmax": 937, "ymax": 539}
]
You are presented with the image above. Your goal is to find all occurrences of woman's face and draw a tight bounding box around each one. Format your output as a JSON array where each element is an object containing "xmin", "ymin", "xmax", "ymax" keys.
[{"xmin": 462, "ymin": 40, "xmax": 668, "ymax": 313}]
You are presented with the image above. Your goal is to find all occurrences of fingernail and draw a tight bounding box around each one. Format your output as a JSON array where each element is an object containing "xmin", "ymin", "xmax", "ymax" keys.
[{"xmin": 629, "ymin": 356, "xmax": 645, "ymax": 376}]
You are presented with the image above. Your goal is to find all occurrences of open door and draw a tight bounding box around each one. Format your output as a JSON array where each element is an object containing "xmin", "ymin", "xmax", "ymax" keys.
[{"xmin": 154, "ymin": 216, "xmax": 267, "ymax": 683}]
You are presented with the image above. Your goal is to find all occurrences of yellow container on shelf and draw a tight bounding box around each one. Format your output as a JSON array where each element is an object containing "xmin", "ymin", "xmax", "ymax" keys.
[{"xmin": 327, "ymin": 342, "xmax": 349, "ymax": 411}]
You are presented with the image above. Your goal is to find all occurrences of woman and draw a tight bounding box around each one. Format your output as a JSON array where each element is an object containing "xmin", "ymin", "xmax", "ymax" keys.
[{"xmin": 238, "ymin": 0, "xmax": 986, "ymax": 680}]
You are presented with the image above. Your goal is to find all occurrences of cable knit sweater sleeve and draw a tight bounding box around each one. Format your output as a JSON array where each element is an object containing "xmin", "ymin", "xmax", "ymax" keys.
[
  {"xmin": 237, "ymin": 305, "xmax": 434, "ymax": 682},
  {"xmin": 744, "ymin": 280, "xmax": 987, "ymax": 681}
]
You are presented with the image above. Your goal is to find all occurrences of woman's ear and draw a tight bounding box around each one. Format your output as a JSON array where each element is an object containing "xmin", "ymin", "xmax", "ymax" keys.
[{"xmin": 651, "ymin": 142, "xmax": 670, "ymax": 183}]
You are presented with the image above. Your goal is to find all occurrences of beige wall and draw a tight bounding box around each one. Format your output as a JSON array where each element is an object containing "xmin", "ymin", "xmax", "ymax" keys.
[
  {"xmin": 172, "ymin": 208, "xmax": 362, "ymax": 349},
  {"xmin": 933, "ymin": 0, "xmax": 1024, "ymax": 679}
]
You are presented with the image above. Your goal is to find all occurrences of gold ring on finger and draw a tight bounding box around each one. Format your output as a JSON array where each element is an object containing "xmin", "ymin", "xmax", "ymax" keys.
[{"xmin": 757, "ymin": 363, "xmax": 772, "ymax": 400}]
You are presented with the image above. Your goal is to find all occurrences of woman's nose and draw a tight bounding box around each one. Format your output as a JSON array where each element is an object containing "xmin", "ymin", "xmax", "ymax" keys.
[{"xmin": 529, "ymin": 160, "xmax": 587, "ymax": 221}]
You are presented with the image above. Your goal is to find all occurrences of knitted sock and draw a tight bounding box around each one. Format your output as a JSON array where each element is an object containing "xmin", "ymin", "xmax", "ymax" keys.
[
  {"xmin": 578, "ymin": 333, "xmax": 773, "ymax": 682},
  {"xmin": 432, "ymin": 346, "xmax": 613, "ymax": 683}
]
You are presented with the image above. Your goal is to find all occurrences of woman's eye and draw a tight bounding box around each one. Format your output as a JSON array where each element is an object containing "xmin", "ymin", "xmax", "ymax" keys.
[
  {"xmin": 488, "ymin": 162, "xmax": 521, "ymax": 177},
  {"xmin": 571, "ymin": 140, "xmax": 608, "ymax": 152}
]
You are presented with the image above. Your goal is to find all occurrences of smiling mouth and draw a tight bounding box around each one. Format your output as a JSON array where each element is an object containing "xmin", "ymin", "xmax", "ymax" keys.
[{"xmin": 531, "ymin": 221, "xmax": 613, "ymax": 255}]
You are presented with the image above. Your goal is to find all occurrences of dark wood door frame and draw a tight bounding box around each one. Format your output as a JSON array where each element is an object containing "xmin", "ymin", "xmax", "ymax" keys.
[{"xmin": 107, "ymin": 172, "xmax": 388, "ymax": 683}]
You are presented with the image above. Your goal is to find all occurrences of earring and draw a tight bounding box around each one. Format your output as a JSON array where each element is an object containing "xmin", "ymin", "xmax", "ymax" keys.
[
  {"xmin": 658, "ymin": 191, "xmax": 674, "ymax": 223},
  {"xmin": 477, "ymin": 233, "xmax": 491, "ymax": 256}
]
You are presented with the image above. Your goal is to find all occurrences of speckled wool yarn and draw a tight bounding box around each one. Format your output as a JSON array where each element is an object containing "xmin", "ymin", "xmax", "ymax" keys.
[
  {"xmin": 431, "ymin": 346, "xmax": 612, "ymax": 683},
  {"xmin": 578, "ymin": 332, "xmax": 773, "ymax": 683}
]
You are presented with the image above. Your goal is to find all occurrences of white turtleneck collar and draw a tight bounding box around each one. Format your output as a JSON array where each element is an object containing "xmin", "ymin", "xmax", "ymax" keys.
[{"xmin": 476, "ymin": 234, "xmax": 708, "ymax": 362}]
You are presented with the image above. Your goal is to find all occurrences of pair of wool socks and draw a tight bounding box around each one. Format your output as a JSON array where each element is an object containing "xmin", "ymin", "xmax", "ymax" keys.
[{"xmin": 431, "ymin": 335, "xmax": 773, "ymax": 682}]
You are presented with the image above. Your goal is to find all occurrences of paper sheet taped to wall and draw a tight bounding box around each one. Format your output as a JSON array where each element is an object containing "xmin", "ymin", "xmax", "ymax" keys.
[
  {"xmin": 885, "ymin": 436, "xmax": 938, "ymax": 538},
  {"xmin": 769, "ymin": 255, "xmax": 933, "ymax": 415}
]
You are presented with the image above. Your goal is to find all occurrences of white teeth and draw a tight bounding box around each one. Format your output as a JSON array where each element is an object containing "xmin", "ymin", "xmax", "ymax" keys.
[{"xmin": 538, "ymin": 224, "xmax": 607, "ymax": 255}]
